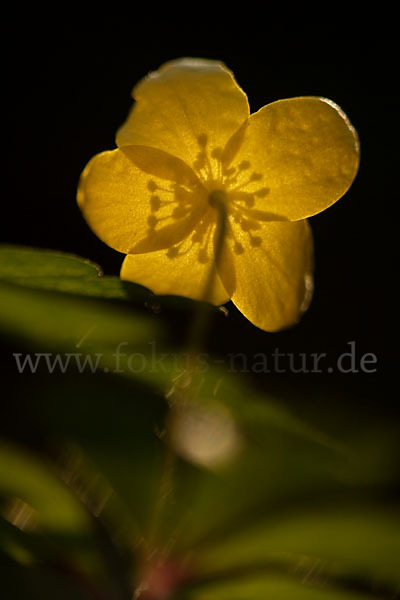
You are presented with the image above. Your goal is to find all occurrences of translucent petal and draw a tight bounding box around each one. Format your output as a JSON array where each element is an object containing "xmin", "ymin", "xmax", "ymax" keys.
[
  {"xmin": 222, "ymin": 97, "xmax": 359, "ymax": 221},
  {"xmin": 217, "ymin": 219, "xmax": 314, "ymax": 332},
  {"xmin": 77, "ymin": 148, "xmax": 207, "ymax": 254},
  {"xmin": 121, "ymin": 216, "xmax": 230, "ymax": 305},
  {"xmin": 116, "ymin": 58, "xmax": 250, "ymax": 179}
]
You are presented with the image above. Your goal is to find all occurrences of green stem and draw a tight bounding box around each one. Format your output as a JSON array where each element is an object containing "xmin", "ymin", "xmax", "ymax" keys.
[
  {"xmin": 186, "ymin": 201, "xmax": 228, "ymax": 358},
  {"xmin": 141, "ymin": 202, "xmax": 228, "ymax": 570}
]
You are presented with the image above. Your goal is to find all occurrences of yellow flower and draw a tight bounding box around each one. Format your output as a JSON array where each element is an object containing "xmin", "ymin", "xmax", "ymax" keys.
[{"xmin": 77, "ymin": 58, "xmax": 359, "ymax": 332}]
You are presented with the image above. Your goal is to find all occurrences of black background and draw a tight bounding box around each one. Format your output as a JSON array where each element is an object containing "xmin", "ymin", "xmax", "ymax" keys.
[{"xmin": 5, "ymin": 26, "xmax": 399, "ymax": 427}]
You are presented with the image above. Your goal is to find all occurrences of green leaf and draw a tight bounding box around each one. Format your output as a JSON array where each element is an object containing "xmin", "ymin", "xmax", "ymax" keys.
[
  {"xmin": 0, "ymin": 246, "xmax": 183, "ymax": 389},
  {"xmin": 0, "ymin": 439, "xmax": 90, "ymax": 534},
  {"xmin": 0, "ymin": 441, "xmax": 130, "ymax": 594},
  {"xmin": 0, "ymin": 280, "xmax": 155, "ymax": 349},
  {"xmin": 179, "ymin": 574, "xmax": 381, "ymax": 600},
  {"xmin": 192, "ymin": 507, "xmax": 400, "ymax": 592},
  {"xmin": 0, "ymin": 441, "xmax": 109, "ymax": 580},
  {"xmin": 0, "ymin": 245, "xmax": 148, "ymax": 300}
]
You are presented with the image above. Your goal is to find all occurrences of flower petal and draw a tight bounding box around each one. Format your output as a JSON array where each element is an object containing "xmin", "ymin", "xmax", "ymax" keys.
[
  {"xmin": 217, "ymin": 219, "xmax": 314, "ymax": 332},
  {"xmin": 222, "ymin": 97, "xmax": 359, "ymax": 221},
  {"xmin": 77, "ymin": 148, "xmax": 207, "ymax": 254},
  {"xmin": 121, "ymin": 217, "xmax": 230, "ymax": 306},
  {"xmin": 116, "ymin": 58, "xmax": 250, "ymax": 176}
]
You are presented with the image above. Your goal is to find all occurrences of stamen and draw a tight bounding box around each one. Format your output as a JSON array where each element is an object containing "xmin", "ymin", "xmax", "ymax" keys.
[
  {"xmin": 150, "ymin": 195, "xmax": 161, "ymax": 211},
  {"xmin": 231, "ymin": 172, "xmax": 263, "ymax": 192},
  {"xmin": 147, "ymin": 180, "xmax": 158, "ymax": 192}
]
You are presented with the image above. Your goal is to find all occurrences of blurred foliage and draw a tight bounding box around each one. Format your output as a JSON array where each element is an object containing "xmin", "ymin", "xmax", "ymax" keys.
[
  {"xmin": 0, "ymin": 245, "xmax": 142, "ymax": 300},
  {"xmin": 0, "ymin": 246, "xmax": 399, "ymax": 599}
]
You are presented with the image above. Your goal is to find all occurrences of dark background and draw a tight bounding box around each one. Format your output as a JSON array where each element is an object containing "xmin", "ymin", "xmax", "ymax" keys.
[{"xmin": 5, "ymin": 26, "xmax": 399, "ymax": 426}]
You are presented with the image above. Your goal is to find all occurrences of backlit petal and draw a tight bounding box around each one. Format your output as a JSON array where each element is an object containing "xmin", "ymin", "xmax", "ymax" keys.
[
  {"xmin": 217, "ymin": 219, "xmax": 314, "ymax": 332},
  {"xmin": 77, "ymin": 148, "xmax": 207, "ymax": 254},
  {"xmin": 116, "ymin": 58, "xmax": 250, "ymax": 178},
  {"xmin": 222, "ymin": 97, "xmax": 359, "ymax": 221},
  {"xmin": 121, "ymin": 215, "xmax": 230, "ymax": 306}
]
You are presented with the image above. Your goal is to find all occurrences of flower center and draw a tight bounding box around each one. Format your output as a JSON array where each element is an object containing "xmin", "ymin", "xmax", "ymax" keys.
[{"xmin": 208, "ymin": 189, "xmax": 227, "ymax": 210}]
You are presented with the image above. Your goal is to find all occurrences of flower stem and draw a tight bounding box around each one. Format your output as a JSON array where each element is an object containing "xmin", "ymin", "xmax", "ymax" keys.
[
  {"xmin": 137, "ymin": 205, "xmax": 228, "ymax": 594},
  {"xmin": 186, "ymin": 201, "xmax": 228, "ymax": 357}
]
